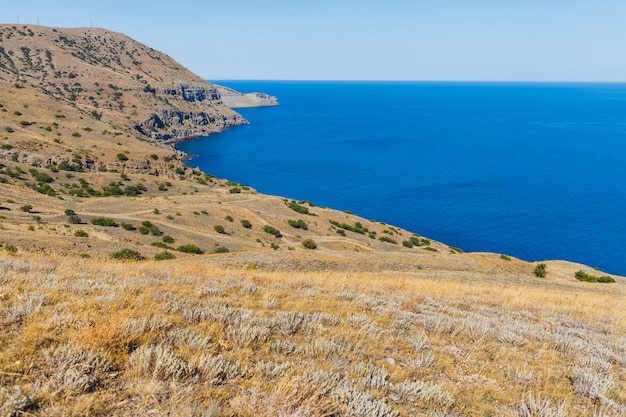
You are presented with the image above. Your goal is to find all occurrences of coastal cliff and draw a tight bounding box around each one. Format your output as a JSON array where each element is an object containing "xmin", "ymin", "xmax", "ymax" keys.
[
  {"xmin": 0, "ymin": 24, "xmax": 275, "ymax": 143},
  {"xmin": 215, "ymin": 84, "xmax": 279, "ymax": 108}
]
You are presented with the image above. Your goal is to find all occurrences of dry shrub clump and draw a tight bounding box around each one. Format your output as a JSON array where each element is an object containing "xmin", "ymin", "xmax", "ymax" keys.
[{"xmin": 0, "ymin": 253, "xmax": 625, "ymax": 416}]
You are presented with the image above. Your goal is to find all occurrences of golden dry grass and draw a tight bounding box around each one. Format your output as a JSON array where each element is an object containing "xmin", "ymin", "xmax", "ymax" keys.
[{"xmin": 1, "ymin": 252, "xmax": 624, "ymax": 416}]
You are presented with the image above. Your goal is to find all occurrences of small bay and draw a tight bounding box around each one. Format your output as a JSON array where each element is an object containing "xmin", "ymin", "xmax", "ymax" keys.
[{"xmin": 178, "ymin": 81, "xmax": 626, "ymax": 276}]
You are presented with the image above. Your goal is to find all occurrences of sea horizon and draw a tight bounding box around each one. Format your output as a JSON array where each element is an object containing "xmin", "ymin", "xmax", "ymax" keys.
[
  {"xmin": 211, "ymin": 79, "xmax": 626, "ymax": 85},
  {"xmin": 179, "ymin": 80, "xmax": 626, "ymax": 276}
]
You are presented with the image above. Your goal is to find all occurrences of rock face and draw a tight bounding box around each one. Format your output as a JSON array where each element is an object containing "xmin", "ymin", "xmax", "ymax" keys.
[
  {"xmin": 215, "ymin": 85, "xmax": 279, "ymax": 108},
  {"xmin": 0, "ymin": 24, "xmax": 272, "ymax": 142}
]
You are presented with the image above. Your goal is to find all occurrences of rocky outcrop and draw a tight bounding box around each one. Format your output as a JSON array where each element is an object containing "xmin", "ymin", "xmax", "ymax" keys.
[
  {"xmin": 215, "ymin": 85, "xmax": 279, "ymax": 108},
  {"xmin": 136, "ymin": 109, "xmax": 248, "ymax": 142},
  {"xmin": 0, "ymin": 24, "xmax": 273, "ymax": 143}
]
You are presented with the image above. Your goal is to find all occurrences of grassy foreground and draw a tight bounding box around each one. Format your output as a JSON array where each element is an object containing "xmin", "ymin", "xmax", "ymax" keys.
[{"xmin": 1, "ymin": 253, "xmax": 624, "ymax": 416}]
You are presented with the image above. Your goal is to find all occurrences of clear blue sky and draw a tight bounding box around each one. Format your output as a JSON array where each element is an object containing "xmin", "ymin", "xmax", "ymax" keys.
[{"xmin": 3, "ymin": 1, "xmax": 626, "ymax": 81}]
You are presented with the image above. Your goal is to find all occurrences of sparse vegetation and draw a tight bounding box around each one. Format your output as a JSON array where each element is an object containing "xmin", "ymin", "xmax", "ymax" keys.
[
  {"xmin": 7, "ymin": 237, "xmax": 619, "ymax": 417},
  {"xmin": 378, "ymin": 236, "xmax": 397, "ymax": 244},
  {"xmin": 176, "ymin": 244, "xmax": 204, "ymax": 254},
  {"xmin": 534, "ymin": 263, "xmax": 548, "ymax": 278},
  {"xmin": 140, "ymin": 221, "xmax": 162, "ymax": 236},
  {"xmin": 212, "ymin": 246, "xmax": 230, "ymax": 254},
  {"xmin": 263, "ymin": 225, "xmax": 282, "ymax": 238},
  {"xmin": 90, "ymin": 217, "xmax": 118, "ymax": 227},
  {"xmin": 288, "ymin": 219, "xmax": 308, "ymax": 230},
  {"xmin": 110, "ymin": 248, "xmax": 143, "ymax": 260},
  {"xmin": 302, "ymin": 238, "xmax": 317, "ymax": 249},
  {"xmin": 287, "ymin": 200, "xmax": 315, "ymax": 215},
  {"xmin": 66, "ymin": 214, "xmax": 82, "ymax": 224},
  {"xmin": 241, "ymin": 219, "xmax": 252, "ymax": 229},
  {"xmin": 120, "ymin": 222, "xmax": 136, "ymax": 231},
  {"xmin": 213, "ymin": 225, "xmax": 227, "ymax": 234},
  {"xmin": 154, "ymin": 251, "xmax": 175, "ymax": 261},
  {"xmin": 574, "ymin": 270, "xmax": 615, "ymax": 283}
]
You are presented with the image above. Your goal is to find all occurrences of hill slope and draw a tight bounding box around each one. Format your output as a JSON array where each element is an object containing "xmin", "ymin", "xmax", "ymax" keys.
[{"xmin": 0, "ymin": 24, "xmax": 268, "ymax": 143}]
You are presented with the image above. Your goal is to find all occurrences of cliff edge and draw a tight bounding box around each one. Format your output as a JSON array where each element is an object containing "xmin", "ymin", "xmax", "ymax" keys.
[
  {"xmin": 0, "ymin": 24, "xmax": 276, "ymax": 143},
  {"xmin": 215, "ymin": 84, "xmax": 279, "ymax": 108}
]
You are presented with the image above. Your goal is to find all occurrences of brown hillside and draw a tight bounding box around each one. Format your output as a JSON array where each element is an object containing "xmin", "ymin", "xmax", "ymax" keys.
[{"xmin": 0, "ymin": 24, "xmax": 246, "ymax": 144}]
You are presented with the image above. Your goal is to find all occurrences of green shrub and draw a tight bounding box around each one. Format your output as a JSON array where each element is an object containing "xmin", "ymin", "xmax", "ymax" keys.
[
  {"xmin": 123, "ymin": 185, "xmax": 141, "ymax": 196},
  {"xmin": 4, "ymin": 244, "xmax": 17, "ymax": 253},
  {"xmin": 20, "ymin": 204, "xmax": 33, "ymax": 213},
  {"xmin": 74, "ymin": 230, "xmax": 88, "ymax": 237},
  {"xmin": 116, "ymin": 153, "xmax": 128, "ymax": 161},
  {"xmin": 263, "ymin": 225, "xmax": 282, "ymax": 238},
  {"xmin": 110, "ymin": 248, "xmax": 143, "ymax": 260},
  {"xmin": 64, "ymin": 209, "xmax": 76, "ymax": 215},
  {"xmin": 91, "ymin": 217, "xmax": 117, "ymax": 227},
  {"xmin": 500, "ymin": 254, "xmax": 511, "ymax": 261},
  {"xmin": 288, "ymin": 219, "xmax": 308, "ymax": 230},
  {"xmin": 574, "ymin": 270, "xmax": 615, "ymax": 283},
  {"xmin": 270, "ymin": 243, "xmax": 280, "ymax": 250},
  {"xmin": 67, "ymin": 214, "xmax": 82, "ymax": 224},
  {"xmin": 409, "ymin": 236, "xmax": 430, "ymax": 247},
  {"xmin": 329, "ymin": 220, "xmax": 367, "ymax": 234},
  {"xmin": 151, "ymin": 242, "xmax": 173, "ymax": 249},
  {"xmin": 213, "ymin": 225, "xmax": 227, "ymax": 234},
  {"xmin": 302, "ymin": 239, "xmax": 317, "ymax": 249},
  {"xmin": 120, "ymin": 222, "xmax": 136, "ymax": 231},
  {"xmin": 225, "ymin": 215, "xmax": 233, "ymax": 222},
  {"xmin": 336, "ymin": 229, "xmax": 346, "ymax": 236},
  {"xmin": 287, "ymin": 200, "xmax": 315, "ymax": 215},
  {"xmin": 212, "ymin": 246, "xmax": 230, "ymax": 254},
  {"xmin": 29, "ymin": 169, "xmax": 54, "ymax": 183},
  {"xmin": 378, "ymin": 236, "xmax": 397, "ymax": 244},
  {"xmin": 533, "ymin": 263, "xmax": 547, "ymax": 278},
  {"xmin": 154, "ymin": 251, "xmax": 175, "ymax": 261},
  {"xmin": 402, "ymin": 240, "xmax": 413, "ymax": 248},
  {"xmin": 141, "ymin": 221, "xmax": 162, "ymax": 236},
  {"xmin": 177, "ymin": 244, "xmax": 204, "ymax": 254},
  {"xmin": 229, "ymin": 187, "xmax": 241, "ymax": 194},
  {"xmin": 240, "ymin": 219, "xmax": 252, "ymax": 229},
  {"xmin": 162, "ymin": 235, "xmax": 174, "ymax": 244}
]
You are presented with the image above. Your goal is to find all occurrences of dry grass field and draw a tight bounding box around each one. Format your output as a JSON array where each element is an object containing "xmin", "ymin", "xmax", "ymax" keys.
[{"xmin": 0, "ymin": 252, "xmax": 624, "ymax": 416}]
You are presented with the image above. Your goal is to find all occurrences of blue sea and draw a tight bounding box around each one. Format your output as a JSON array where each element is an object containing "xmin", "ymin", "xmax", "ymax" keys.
[{"xmin": 178, "ymin": 81, "xmax": 626, "ymax": 276}]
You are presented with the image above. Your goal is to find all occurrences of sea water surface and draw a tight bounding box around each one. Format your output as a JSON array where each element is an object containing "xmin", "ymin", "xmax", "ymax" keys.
[{"xmin": 178, "ymin": 81, "xmax": 626, "ymax": 276}]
